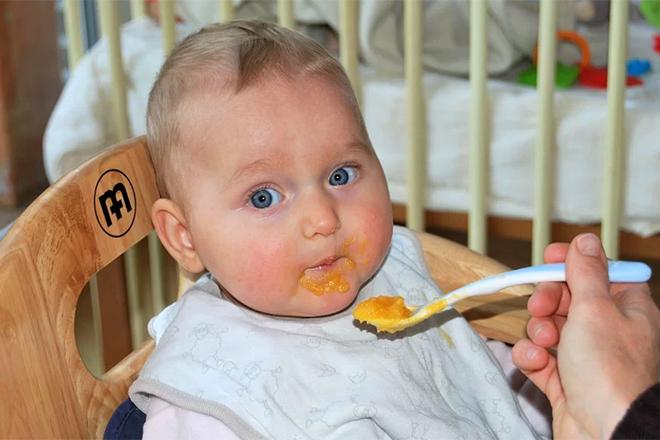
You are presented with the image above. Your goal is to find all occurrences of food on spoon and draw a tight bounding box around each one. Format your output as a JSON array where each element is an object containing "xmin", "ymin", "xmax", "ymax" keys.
[{"xmin": 353, "ymin": 296, "xmax": 414, "ymax": 332}]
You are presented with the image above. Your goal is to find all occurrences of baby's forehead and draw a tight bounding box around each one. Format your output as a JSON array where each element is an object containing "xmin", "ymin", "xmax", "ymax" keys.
[
  {"xmin": 174, "ymin": 73, "xmax": 370, "ymax": 165},
  {"xmin": 180, "ymin": 73, "xmax": 353, "ymax": 125}
]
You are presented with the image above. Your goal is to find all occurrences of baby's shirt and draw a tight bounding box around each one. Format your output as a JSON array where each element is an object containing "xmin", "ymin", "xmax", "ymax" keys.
[{"xmin": 129, "ymin": 227, "xmax": 539, "ymax": 439}]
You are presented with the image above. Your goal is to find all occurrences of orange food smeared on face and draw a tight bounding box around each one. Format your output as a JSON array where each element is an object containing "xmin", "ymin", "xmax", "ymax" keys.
[
  {"xmin": 342, "ymin": 235, "xmax": 370, "ymax": 265},
  {"xmin": 353, "ymin": 296, "xmax": 412, "ymax": 322},
  {"xmin": 299, "ymin": 258, "xmax": 356, "ymax": 296}
]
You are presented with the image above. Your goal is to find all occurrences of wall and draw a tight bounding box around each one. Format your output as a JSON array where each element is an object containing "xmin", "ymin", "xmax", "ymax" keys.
[{"xmin": 0, "ymin": 1, "xmax": 61, "ymax": 206}]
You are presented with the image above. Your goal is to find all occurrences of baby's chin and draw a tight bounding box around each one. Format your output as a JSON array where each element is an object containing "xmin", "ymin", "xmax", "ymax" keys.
[{"xmin": 279, "ymin": 288, "xmax": 361, "ymax": 318}]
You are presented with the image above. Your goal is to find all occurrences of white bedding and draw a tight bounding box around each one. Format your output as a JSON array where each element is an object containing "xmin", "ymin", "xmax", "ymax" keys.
[
  {"xmin": 365, "ymin": 21, "xmax": 660, "ymax": 237},
  {"xmin": 43, "ymin": 18, "xmax": 660, "ymax": 237}
]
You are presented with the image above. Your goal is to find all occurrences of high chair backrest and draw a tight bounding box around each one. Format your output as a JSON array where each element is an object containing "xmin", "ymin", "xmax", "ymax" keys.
[
  {"xmin": 0, "ymin": 137, "xmax": 530, "ymax": 438},
  {"xmin": 0, "ymin": 137, "xmax": 158, "ymax": 438}
]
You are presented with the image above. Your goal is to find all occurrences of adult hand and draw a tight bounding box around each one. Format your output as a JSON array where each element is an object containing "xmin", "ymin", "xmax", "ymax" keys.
[{"xmin": 512, "ymin": 233, "xmax": 660, "ymax": 439}]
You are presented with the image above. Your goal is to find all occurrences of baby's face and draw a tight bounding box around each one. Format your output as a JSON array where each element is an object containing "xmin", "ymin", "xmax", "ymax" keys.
[{"xmin": 178, "ymin": 75, "xmax": 392, "ymax": 317}]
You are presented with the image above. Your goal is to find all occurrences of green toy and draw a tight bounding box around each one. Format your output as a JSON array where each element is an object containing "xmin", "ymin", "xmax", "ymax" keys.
[
  {"xmin": 517, "ymin": 63, "xmax": 580, "ymax": 89},
  {"xmin": 640, "ymin": 0, "xmax": 660, "ymax": 28}
]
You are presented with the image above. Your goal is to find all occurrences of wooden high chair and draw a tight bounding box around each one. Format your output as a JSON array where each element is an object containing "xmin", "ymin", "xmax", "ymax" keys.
[{"xmin": 0, "ymin": 137, "xmax": 531, "ymax": 438}]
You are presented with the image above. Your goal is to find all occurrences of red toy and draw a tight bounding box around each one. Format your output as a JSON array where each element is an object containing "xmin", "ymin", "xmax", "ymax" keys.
[
  {"xmin": 654, "ymin": 34, "xmax": 660, "ymax": 54},
  {"xmin": 579, "ymin": 66, "xmax": 644, "ymax": 89}
]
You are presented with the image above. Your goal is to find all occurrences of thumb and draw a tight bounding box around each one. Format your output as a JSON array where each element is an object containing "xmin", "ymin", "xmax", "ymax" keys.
[{"xmin": 565, "ymin": 233, "xmax": 611, "ymax": 307}]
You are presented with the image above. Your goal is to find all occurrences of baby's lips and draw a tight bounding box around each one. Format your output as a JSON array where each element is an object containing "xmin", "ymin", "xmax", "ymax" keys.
[
  {"xmin": 298, "ymin": 257, "xmax": 356, "ymax": 295},
  {"xmin": 304, "ymin": 256, "xmax": 355, "ymax": 278}
]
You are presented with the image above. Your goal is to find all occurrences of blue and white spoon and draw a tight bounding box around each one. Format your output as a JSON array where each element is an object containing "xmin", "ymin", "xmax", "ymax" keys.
[{"xmin": 354, "ymin": 261, "xmax": 652, "ymax": 333}]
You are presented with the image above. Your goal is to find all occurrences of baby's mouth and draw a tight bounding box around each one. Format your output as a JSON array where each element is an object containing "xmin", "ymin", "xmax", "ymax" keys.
[
  {"xmin": 299, "ymin": 256, "xmax": 356, "ymax": 296},
  {"xmin": 308, "ymin": 256, "xmax": 341, "ymax": 272}
]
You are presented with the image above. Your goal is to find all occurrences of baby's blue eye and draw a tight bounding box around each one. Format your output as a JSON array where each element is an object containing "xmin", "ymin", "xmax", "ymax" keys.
[
  {"xmin": 250, "ymin": 188, "xmax": 281, "ymax": 209},
  {"xmin": 329, "ymin": 166, "xmax": 358, "ymax": 186}
]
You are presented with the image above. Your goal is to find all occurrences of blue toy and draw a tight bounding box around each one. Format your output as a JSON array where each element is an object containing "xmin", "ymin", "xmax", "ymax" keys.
[{"xmin": 627, "ymin": 59, "xmax": 652, "ymax": 77}]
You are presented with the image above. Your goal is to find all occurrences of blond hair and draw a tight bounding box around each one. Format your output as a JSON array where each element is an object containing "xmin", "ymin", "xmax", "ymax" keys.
[{"xmin": 147, "ymin": 20, "xmax": 364, "ymax": 200}]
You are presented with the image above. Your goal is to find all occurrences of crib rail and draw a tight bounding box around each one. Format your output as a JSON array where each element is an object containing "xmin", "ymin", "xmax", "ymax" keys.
[
  {"xmin": 468, "ymin": 0, "xmax": 488, "ymax": 253},
  {"xmin": 603, "ymin": 0, "xmax": 630, "ymax": 260},
  {"xmin": 405, "ymin": 0, "xmax": 426, "ymax": 232},
  {"xmin": 61, "ymin": 0, "xmax": 634, "ymax": 368},
  {"xmin": 532, "ymin": 0, "xmax": 558, "ymax": 265}
]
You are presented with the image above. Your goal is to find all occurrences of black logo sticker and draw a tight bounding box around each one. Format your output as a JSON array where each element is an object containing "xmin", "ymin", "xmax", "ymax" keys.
[{"xmin": 94, "ymin": 169, "xmax": 137, "ymax": 237}]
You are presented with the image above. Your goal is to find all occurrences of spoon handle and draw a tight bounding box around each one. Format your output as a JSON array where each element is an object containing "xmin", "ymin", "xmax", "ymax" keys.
[{"xmin": 447, "ymin": 261, "xmax": 652, "ymax": 299}]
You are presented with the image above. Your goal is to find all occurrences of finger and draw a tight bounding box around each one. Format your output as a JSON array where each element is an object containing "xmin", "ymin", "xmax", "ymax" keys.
[
  {"xmin": 527, "ymin": 316, "xmax": 560, "ymax": 348},
  {"xmin": 512, "ymin": 338, "xmax": 550, "ymax": 372},
  {"xmin": 528, "ymin": 282, "xmax": 561, "ymax": 317},
  {"xmin": 565, "ymin": 233, "xmax": 612, "ymax": 308},
  {"xmin": 544, "ymin": 242, "xmax": 569, "ymax": 263},
  {"xmin": 528, "ymin": 282, "xmax": 570, "ymax": 317},
  {"xmin": 511, "ymin": 339, "xmax": 565, "ymax": 408},
  {"xmin": 556, "ymin": 283, "xmax": 572, "ymax": 316}
]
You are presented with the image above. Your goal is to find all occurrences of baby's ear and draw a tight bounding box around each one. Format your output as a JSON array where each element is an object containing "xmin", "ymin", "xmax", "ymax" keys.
[{"xmin": 151, "ymin": 199, "xmax": 205, "ymax": 274}]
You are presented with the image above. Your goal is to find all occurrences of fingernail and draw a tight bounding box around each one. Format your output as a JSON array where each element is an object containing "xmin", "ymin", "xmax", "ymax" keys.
[
  {"xmin": 533, "ymin": 324, "xmax": 545, "ymax": 339},
  {"xmin": 577, "ymin": 233, "xmax": 601, "ymax": 257},
  {"xmin": 526, "ymin": 347, "xmax": 538, "ymax": 360}
]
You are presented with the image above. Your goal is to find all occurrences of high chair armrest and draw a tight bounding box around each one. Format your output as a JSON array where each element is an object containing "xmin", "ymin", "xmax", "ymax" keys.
[{"xmin": 415, "ymin": 231, "xmax": 531, "ymax": 344}]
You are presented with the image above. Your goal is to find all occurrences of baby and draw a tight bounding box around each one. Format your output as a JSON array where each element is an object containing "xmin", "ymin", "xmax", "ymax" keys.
[{"xmin": 129, "ymin": 20, "xmax": 542, "ymax": 439}]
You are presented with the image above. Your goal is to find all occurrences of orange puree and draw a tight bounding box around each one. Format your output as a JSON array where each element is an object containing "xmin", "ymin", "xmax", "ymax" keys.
[
  {"xmin": 299, "ymin": 259, "xmax": 356, "ymax": 296},
  {"xmin": 342, "ymin": 235, "xmax": 370, "ymax": 265},
  {"xmin": 353, "ymin": 296, "xmax": 412, "ymax": 322}
]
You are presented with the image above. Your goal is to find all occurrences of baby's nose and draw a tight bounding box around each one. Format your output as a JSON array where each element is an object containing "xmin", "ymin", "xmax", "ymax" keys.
[{"xmin": 301, "ymin": 192, "xmax": 341, "ymax": 239}]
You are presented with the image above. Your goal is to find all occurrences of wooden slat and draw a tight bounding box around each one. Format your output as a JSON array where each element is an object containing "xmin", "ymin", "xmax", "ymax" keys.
[
  {"xmin": 88, "ymin": 275, "xmax": 105, "ymax": 373},
  {"xmin": 404, "ymin": 0, "xmax": 426, "ymax": 231},
  {"xmin": 532, "ymin": 0, "xmax": 557, "ymax": 265},
  {"xmin": 130, "ymin": 0, "xmax": 146, "ymax": 19},
  {"xmin": 150, "ymin": 0, "xmax": 176, "ymax": 315},
  {"xmin": 468, "ymin": 0, "xmax": 488, "ymax": 254},
  {"xmin": 98, "ymin": 0, "xmax": 130, "ymax": 140},
  {"xmin": 98, "ymin": 0, "xmax": 146, "ymax": 349},
  {"xmin": 160, "ymin": 0, "xmax": 176, "ymax": 55},
  {"xmin": 601, "ymin": 0, "xmax": 629, "ymax": 259},
  {"xmin": 63, "ymin": 0, "xmax": 84, "ymax": 70},
  {"xmin": 220, "ymin": 0, "xmax": 235, "ymax": 22},
  {"xmin": 97, "ymin": 257, "xmax": 133, "ymax": 370},
  {"xmin": 41, "ymin": 0, "xmax": 109, "ymax": 376},
  {"xmin": 339, "ymin": 0, "xmax": 361, "ymax": 106},
  {"xmin": 278, "ymin": 0, "xmax": 294, "ymax": 28},
  {"xmin": 149, "ymin": 231, "xmax": 166, "ymax": 314}
]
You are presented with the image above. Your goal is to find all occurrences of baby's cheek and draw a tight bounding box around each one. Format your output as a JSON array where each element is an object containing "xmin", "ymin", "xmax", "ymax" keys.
[
  {"xmin": 361, "ymin": 203, "xmax": 392, "ymax": 260},
  {"xmin": 235, "ymin": 239, "xmax": 292, "ymax": 293},
  {"xmin": 341, "ymin": 224, "xmax": 389, "ymax": 288}
]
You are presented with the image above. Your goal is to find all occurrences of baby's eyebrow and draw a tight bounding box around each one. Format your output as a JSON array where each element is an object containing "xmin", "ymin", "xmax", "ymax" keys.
[
  {"xmin": 230, "ymin": 157, "xmax": 275, "ymax": 183},
  {"xmin": 345, "ymin": 143, "xmax": 371, "ymax": 155},
  {"xmin": 229, "ymin": 142, "xmax": 371, "ymax": 184},
  {"xmin": 341, "ymin": 142, "xmax": 375, "ymax": 160}
]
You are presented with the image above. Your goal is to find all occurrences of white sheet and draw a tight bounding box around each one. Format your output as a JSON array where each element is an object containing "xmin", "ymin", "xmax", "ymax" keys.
[{"xmin": 43, "ymin": 18, "xmax": 660, "ymax": 237}]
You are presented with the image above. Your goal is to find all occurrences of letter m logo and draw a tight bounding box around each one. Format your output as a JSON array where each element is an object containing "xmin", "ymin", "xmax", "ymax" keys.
[
  {"xmin": 94, "ymin": 169, "xmax": 137, "ymax": 238},
  {"xmin": 98, "ymin": 182, "xmax": 133, "ymax": 227}
]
